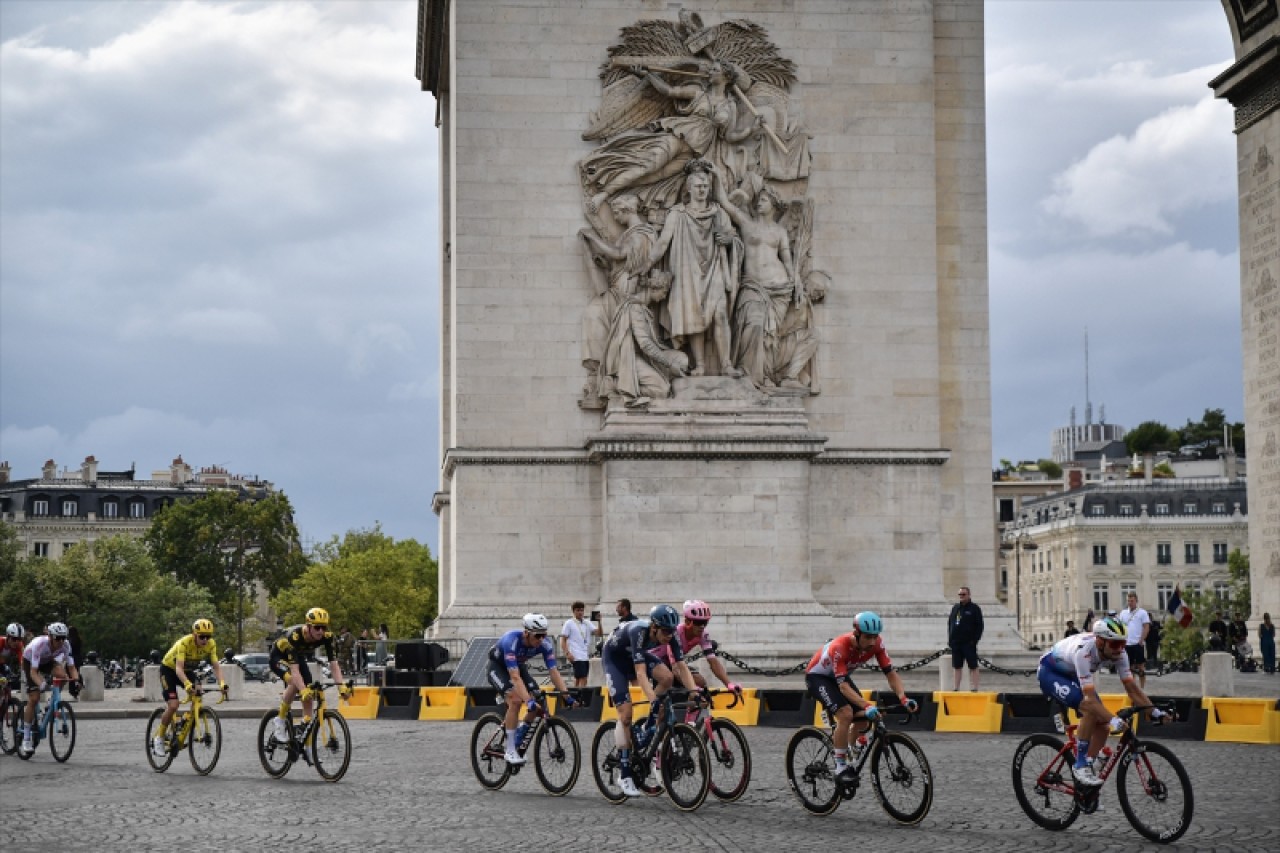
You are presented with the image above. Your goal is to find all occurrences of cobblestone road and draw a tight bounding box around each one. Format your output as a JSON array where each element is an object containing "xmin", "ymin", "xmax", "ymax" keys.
[{"xmin": 5, "ymin": 715, "xmax": 1277, "ymax": 852}]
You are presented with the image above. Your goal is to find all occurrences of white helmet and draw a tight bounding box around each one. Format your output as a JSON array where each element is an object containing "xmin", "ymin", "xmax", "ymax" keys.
[
  {"xmin": 522, "ymin": 613, "xmax": 549, "ymax": 632},
  {"xmin": 1093, "ymin": 616, "xmax": 1126, "ymax": 641},
  {"xmin": 5, "ymin": 623, "xmax": 23, "ymax": 639},
  {"xmin": 47, "ymin": 622, "xmax": 69, "ymax": 638}
]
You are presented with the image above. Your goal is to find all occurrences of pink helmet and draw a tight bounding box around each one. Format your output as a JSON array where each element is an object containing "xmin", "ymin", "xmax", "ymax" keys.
[{"xmin": 682, "ymin": 599, "xmax": 712, "ymax": 620}]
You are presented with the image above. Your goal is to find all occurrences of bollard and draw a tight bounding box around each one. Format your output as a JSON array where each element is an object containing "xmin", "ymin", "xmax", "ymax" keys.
[
  {"xmin": 937, "ymin": 657, "xmax": 951, "ymax": 692},
  {"xmin": 79, "ymin": 665, "xmax": 104, "ymax": 702},
  {"xmin": 1201, "ymin": 651, "xmax": 1235, "ymax": 697},
  {"xmin": 587, "ymin": 658, "xmax": 605, "ymax": 687},
  {"xmin": 221, "ymin": 665, "xmax": 244, "ymax": 701},
  {"xmin": 143, "ymin": 665, "xmax": 165, "ymax": 702}
]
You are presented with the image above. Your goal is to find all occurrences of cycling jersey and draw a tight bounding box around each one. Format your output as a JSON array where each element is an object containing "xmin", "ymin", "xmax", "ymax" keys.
[
  {"xmin": 649, "ymin": 623, "xmax": 714, "ymax": 666},
  {"xmin": 272, "ymin": 625, "xmax": 336, "ymax": 665},
  {"xmin": 23, "ymin": 636, "xmax": 73, "ymax": 668},
  {"xmin": 1040, "ymin": 633, "xmax": 1133, "ymax": 689},
  {"xmin": 604, "ymin": 620, "xmax": 683, "ymax": 665},
  {"xmin": 161, "ymin": 633, "xmax": 220, "ymax": 671},
  {"xmin": 0, "ymin": 639, "xmax": 24, "ymax": 667},
  {"xmin": 806, "ymin": 633, "xmax": 892, "ymax": 679},
  {"xmin": 488, "ymin": 629, "xmax": 558, "ymax": 670}
]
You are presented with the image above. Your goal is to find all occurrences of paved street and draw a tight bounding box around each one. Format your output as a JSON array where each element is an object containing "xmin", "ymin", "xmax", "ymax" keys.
[{"xmin": 5, "ymin": 712, "xmax": 1277, "ymax": 853}]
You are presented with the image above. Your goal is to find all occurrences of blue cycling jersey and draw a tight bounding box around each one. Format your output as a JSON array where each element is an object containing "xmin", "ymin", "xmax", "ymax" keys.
[
  {"xmin": 605, "ymin": 619, "xmax": 682, "ymax": 665},
  {"xmin": 489, "ymin": 629, "xmax": 558, "ymax": 670}
]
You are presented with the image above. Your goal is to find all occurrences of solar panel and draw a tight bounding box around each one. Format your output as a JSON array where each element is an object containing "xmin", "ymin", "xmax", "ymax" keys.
[{"xmin": 448, "ymin": 637, "xmax": 500, "ymax": 688}]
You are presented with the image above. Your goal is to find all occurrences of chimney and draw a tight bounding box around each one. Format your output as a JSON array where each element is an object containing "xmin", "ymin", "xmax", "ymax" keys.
[
  {"xmin": 0, "ymin": 461, "xmax": 9, "ymax": 484},
  {"xmin": 1144, "ymin": 454, "xmax": 1153, "ymax": 483},
  {"xmin": 1222, "ymin": 447, "xmax": 1238, "ymax": 483},
  {"xmin": 170, "ymin": 455, "xmax": 193, "ymax": 484},
  {"xmin": 81, "ymin": 455, "xmax": 99, "ymax": 483},
  {"xmin": 42, "ymin": 459, "xmax": 57, "ymax": 480}
]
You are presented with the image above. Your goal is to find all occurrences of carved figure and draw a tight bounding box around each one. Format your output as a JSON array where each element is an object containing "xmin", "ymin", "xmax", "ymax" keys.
[{"xmin": 597, "ymin": 270, "xmax": 690, "ymax": 407}]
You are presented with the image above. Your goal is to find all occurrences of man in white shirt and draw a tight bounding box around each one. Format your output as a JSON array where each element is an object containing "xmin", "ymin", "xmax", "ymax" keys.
[
  {"xmin": 559, "ymin": 602, "xmax": 602, "ymax": 688},
  {"xmin": 1117, "ymin": 592, "xmax": 1151, "ymax": 688}
]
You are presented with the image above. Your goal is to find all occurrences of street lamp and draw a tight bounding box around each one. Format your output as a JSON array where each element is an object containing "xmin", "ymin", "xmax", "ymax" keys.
[
  {"xmin": 219, "ymin": 537, "xmax": 261, "ymax": 653},
  {"xmin": 1000, "ymin": 514, "xmax": 1039, "ymax": 648}
]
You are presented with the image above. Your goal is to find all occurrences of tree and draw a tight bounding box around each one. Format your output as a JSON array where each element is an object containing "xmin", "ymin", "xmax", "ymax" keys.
[
  {"xmin": 1176, "ymin": 408, "xmax": 1246, "ymax": 456},
  {"xmin": 274, "ymin": 526, "xmax": 437, "ymax": 638},
  {"xmin": 1159, "ymin": 551, "xmax": 1251, "ymax": 666},
  {"xmin": 1125, "ymin": 420, "xmax": 1175, "ymax": 456},
  {"xmin": 1037, "ymin": 459, "xmax": 1063, "ymax": 479},
  {"xmin": 144, "ymin": 490, "xmax": 308, "ymax": 628}
]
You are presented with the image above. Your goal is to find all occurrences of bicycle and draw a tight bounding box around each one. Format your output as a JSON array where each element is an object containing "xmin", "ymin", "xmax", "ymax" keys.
[
  {"xmin": 784, "ymin": 700, "xmax": 932, "ymax": 823},
  {"xmin": 145, "ymin": 684, "xmax": 226, "ymax": 775},
  {"xmin": 12, "ymin": 676, "xmax": 76, "ymax": 762},
  {"xmin": 0, "ymin": 674, "xmax": 22, "ymax": 755},
  {"xmin": 590, "ymin": 692, "xmax": 712, "ymax": 811},
  {"xmin": 256, "ymin": 681, "xmax": 352, "ymax": 782},
  {"xmin": 676, "ymin": 687, "xmax": 752, "ymax": 802},
  {"xmin": 1011, "ymin": 701, "xmax": 1192, "ymax": 843},
  {"xmin": 469, "ymin": 686, "xmax": 582, "ymax": 796}
]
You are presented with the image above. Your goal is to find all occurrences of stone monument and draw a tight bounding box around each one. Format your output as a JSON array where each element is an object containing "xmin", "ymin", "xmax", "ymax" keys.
[
  {"xmin": 1211, "ymin": 1, "xmax": 1280, "ymax": 628},
  {"xmin": 415, "ymin": 0, "xmax": 1008, "ymax": 657}
]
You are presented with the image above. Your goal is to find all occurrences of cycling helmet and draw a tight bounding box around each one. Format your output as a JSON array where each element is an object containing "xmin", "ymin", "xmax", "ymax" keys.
[
  {"xmin": 649, "ymin": 604, "xmax": 680, "ymax": 630},
  {"xmin": 85, "ymin": 650, "xmax": 100, "ymax": 664},
  {"xmin": 47, "ymin": 622, "xmax": 69, "ymax": 638},
  {"xmin": 192, "ymin": 618, "xmax": 215, "ymax": 635},
  {"xmin": 853, "ymin": 611, "xmax": 882, "ymax": 636},
  {"xmin": 150, "ymin": 649, "xmax": 162, "ymax": 663},
  {"xmin": 305, "ymin": 607, "xmax": 330, "ymax": 627},
  {"xmin": 1093, "ymin": 616, "xmax": 1126, "ymax": 641},
  {"xmin": 5, "ymin": 622, "xmax": 22, "ymax": 639},
  {"xmin": 682, "ymin": 599, "xmax": 712, "ymax": 621},
  {"xmin": 522, "ymin": 613, "xmax": 549, "ymax": 632}
]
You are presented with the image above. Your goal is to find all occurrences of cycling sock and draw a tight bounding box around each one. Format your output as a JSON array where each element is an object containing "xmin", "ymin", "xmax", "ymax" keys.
[
  {"xmin": 1075, "ymin": 741, "xmax": 1089, "ymax": 767},
  {"xmin": 277, "ymin": 700, "xmax": 290, "ymax": 718},
  {"xmin": 506, "ymin": 729, "xmax": 518, "ymax": 751},
  {"xmin": 156, "ymin": 722, "xmax": 167, "ymax": 738},
  {"xmin": 619, "ymin": 748, "xmax": 632, "ymax": 779},
  {"xmin": 834, "ymin": 747, "xmax": 848, "ymax": 769}
]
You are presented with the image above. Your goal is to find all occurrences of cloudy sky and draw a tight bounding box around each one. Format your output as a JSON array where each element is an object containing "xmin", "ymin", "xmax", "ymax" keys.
[{"xmin": 0, "ymin": 1, "xmax": 1242, "ymax": 555}]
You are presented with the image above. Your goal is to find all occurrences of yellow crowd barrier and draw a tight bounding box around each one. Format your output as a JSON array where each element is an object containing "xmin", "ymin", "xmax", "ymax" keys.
[
  {"xmin": 341, "ymin": 686, "xmax": 380, "ymax": 720},
  {"xmin": 1202, "ymin": 697, "xmax": 1280, "ymax": 744},
  {"xmin": 418, "ymin": 687, "xmax": 468, "ymax": 721},
  {"xmin": 932, "ymin": 691, "xmax": 1002, "ymax": 733}
]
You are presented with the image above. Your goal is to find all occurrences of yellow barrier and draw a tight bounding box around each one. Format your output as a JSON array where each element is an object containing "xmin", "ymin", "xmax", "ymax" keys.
[
  {"xmin": 418, "ymin": 687, "xmax": 468, "ymax": 721},
  {"xmin": 711, "ymin": 689, "xmax": 759, "ymax": 726},
  {"xmin": 1202, "ymin": 697, "xmax": 1280, "ymax": 744},
  {"xmin": 341, "ymin": 686, "xmax": 380, "ymax": 720},
  {"xmin": 598, "ymin": 687, "xmax": 656, "ymax": 722},
  {"xmin": 932, "ymin": 691, "xmax": 1002, "ymax": 733}
]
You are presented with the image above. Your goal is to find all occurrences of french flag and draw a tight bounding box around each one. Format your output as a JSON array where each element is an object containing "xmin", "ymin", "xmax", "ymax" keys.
[{"xmin": 1167, "ymin": 586, "xmax": 1194, "ymax": 628}]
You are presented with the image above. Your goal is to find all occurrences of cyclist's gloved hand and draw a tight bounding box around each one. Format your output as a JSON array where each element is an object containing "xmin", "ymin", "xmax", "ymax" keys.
[
  {"xmin": 1150, "ymin": 707, "xmax": 1168, "ymax": 723},
  {"xmin": 338, "ymin": 684, "xmax": 353, "ymax": 700},
  {"xmin": 183, "ymin": 681, "xmax": 194, "ymax": 693},
  {"xmin": 726, "ymin": 682, "xmax": 742, "ymax": 694},
  {"xmin": 69, "ymin": 680, "xmax": 82, "ymax": 697},
  {"xmin": 526, "ymin": 698, "xmax": 539, "ymax": 712},
  {"xmin": 562, "ymin": 693, "xmax": 577, "ymax": 708},
  {"xmin": 1109, "ymin": 715, "xmax": 1126, "ymax": 733},
  {"xmin": 863, "ymin": 704, "xmax": 880, "ymax": 722},
  {"xmin": 902, "ymin": 697, "xmax": 919, "ymax": 713},
  {"xmin": 219, "ymin": 681, "xmax": 229, "ymax": 694}
]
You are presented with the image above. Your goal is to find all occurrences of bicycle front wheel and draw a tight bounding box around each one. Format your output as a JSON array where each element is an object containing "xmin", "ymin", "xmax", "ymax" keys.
[
  {"xmin": 0, "ymin": 698, "xmax": 20, "ymax": 755},
  {"xmin": 706, "ymin": 718, "xmax": 751, "ymax": 802},
  {"xmin": 188, "ymin": 707, "xmax": 222, "ymax": 776},
  {"xmin": 144, "ymin": 709, "xmax": 176, "ymax": 772},
  {"xmin": 533, "ymin": 717, "xmax": 580, "ymax": 796},
  {"xmin": 1116, "ymin": 741, "xmax": 1193, "ymax": 843},
  {"xmin": 312, "ymin": 710, "xmax": 351, "ymax": 782},
  {"xmin": 257, "ymin": 711, "xmax": 294, "ymax": 779},
  {"xmin": 470, "ymin": 713, "xmax": 512, "ymax": 790},
  {"xmin": 660, "ymin": 722, "xmax": 710, "ymax": 812},
  {"xmin": 589, "ymin": 721, "xmax": 627, "ymax": 803},
  {"xmin": 785, "ymin": 727, "xmax": 840, "ymax": 815},
  {"xmin": 870, "ymin": 731, "xmax": 933, "ymax": 824},
  {"xmin": 48, "ymin": 701, "xmax": 75, "ymax": 762},
  {"xmin": 1011, "ymin": 733, "xmax": 1079, "ymax": 831}
]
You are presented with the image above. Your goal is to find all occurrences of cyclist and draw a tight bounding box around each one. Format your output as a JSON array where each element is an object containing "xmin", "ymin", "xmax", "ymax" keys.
[
  {"xmin": 1038, "ymin": 615, "xmax": 1165, "ymax": 787},
  {"xmin": 650, "ymin": 600, "xmax": 742, "ymax": 699},
  {"xmin": 19, "ymin": 622, "xmax": 82, "ymax": 756},
  {"xmin": 151, "ymin": 618, "xmax": 228, "ymax": 757},
  {"xmin": 601, "ymin": 603, "xmax": 701, "ymax": 797},
  {"xmin": 804, "ymin": 611, "xmax": 917, "ymax": 780},
  {"xmin": 486, "ymin": 613, "xmax": 576, "ymax": 766},
  {"xmin": 267, "ymin": 607, "xmax": 353, "ymax": 742},
  {"xmin": 1, "ymin": 623, "xmax": 25, "ymax": 686}
]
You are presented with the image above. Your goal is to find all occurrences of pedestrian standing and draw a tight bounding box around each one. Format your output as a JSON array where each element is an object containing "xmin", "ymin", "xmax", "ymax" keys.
[
  {"xmin": 1064, "ymin": 620, "xmax": 1080, "ymax": 638},
  {"xmin": 1117, "ymin": 592, "xmax": 1151, "ymax": 689},
  {"xmin": 948, "ymin": 586, "xmax": 984, "ymax": 691},
  {"xmin": 1259, "ymin": 613, "xmax": 1276, "ymax": 673},
  {"xmin": 559, "ymin": 602, "xmax": 602, "ymax": 688},
  {"xmin": 615, "ymin": 598, "xmax": 638, "ymax": 625}
]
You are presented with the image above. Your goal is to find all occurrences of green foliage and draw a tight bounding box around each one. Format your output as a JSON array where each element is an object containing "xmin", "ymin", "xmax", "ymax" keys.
[
  {"xmin": 1125, "ymin": 420, "xmax": 1175, "ymax": 455},
  {"xmin": 1159, "ymin": 552, "xmax": 1250, "ymax": 664},
  {"xmin": 1153, "ymin": 462, "xmax": 1175, "ymax": 478},
  {"xmin": 274, "ymin": 526, "xmax": 437, "ymax": 637},
  {"xmin": 1036, "ymin": 459, "xmax": 1063, "ymax": 479},
  {"xmin": 0, "ymin": 521, "xmax": 20, "ymax": 586}
]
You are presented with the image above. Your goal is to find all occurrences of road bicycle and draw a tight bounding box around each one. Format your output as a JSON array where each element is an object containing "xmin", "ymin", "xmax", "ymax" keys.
[
  {"xmin": 785, "ymin": 700, "xmax": 932, "ymax": 823},
  {"xmin": 256, "ymin": 681, "xmax": 352, "ymax": 782},
  {"xmin": 590, "ymin": 691, "xmax": 712, "ymax": 811},
  {"xmin": 12, "ymin": 676, "xmax": 76, "ymax": 762},
  {"xmin": 1011, "ymin": 701, "xmax": 1192, "ymax": 843},
  {"xmin": 145, "ymin": 684, "xmax": 226, "ymax": 775},
  {"xmin": 0, "ymin": 674, "xmax": 22, "ymax": 755},
  {"xmin": 470, "ymin": 686, "xmax": 582, "ymax": 796},
  {"xmin": 674, "ymin": 687, "xmax": 752, "ymax": 801}
]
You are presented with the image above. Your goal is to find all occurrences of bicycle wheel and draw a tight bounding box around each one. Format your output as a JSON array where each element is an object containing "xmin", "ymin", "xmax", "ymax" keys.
[
  {"xmin": 1011, "ymin": 734, "xmax": 1080, "ymax": 831},
  {"xmin": 312, "ymin": 711, "xmax": 351, "ymax": 782},
  {"xmin": 660, "ymin": 722, "xmax": 710, "ymax": 812},
  {"xmin": 144, "ymin": 708, "xmax": 176, "ymax": 772},
  {"xmin": 1116, "ymin": 741, "xmax": 1194, "ymax": 843},
  {"xmin": 870, "ymin": 731, "xmax": 933, "ymax": 825},
  {"xmin": 706, "ymin": 718, "xmax": 752, "ymax": 802},
  {"xmin": 785, "ymin": 727, "xmax": 840, "ymax": 815},
  {"xmin": 188, "ymin": 707, "xmax": 222, "ymax": 776},
  {"xmin": 589, "ymin": 722, "xmax": 627, "ymax": 803},
  {"xmin": 533, "ymin": 717, "xmax": 580, "ymax": 796},
  {"xmin": 0, "ymin": 698, "xmax": 20, "ymax": 755},
  {"xmin": 470, "ymin": 713, "xmax": 512, "ymax": 790},
  {"xmin": 257, "ymin": 711, "xmax": 294, "ymax": 779},
  {"xmin": 48, "ymin": 701, "xmax": 75, "ymax": 762}
]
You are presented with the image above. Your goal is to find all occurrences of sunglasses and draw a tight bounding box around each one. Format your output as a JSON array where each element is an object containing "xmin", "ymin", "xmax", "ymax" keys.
[
  {"xmin": 196, "ymin": 634, "xmax": 212, "ymax": 641},
  {"xmin": 689, "ymin": 619, "xmax": 708, "ymax": 627},
  {"xmin": 531, "ymin": 632, "xmax": 547, "ymax": 639},
  {"xmin": 1103, "ymin": 639, "xmax": 1126, "ymax": 651}
]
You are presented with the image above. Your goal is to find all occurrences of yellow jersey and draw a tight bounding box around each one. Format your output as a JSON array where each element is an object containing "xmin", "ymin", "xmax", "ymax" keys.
[{"xmin": 161, "ymin": 633, "xmax": 219, "ymax": 671}]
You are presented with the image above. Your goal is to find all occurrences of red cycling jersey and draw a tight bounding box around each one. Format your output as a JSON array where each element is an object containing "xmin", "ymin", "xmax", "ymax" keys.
[{"xmin": 806, "ymin": 632, "xmax": 893, "ymax": 679}]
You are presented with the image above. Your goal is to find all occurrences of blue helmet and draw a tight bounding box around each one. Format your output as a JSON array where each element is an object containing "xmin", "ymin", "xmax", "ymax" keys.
[
  {"xmin": 853, "ymin": 611, "xmax": 882, "ymax": 636},
  {"xmin": 649, "ymin": 604, "xmax": 680, "ymax": 630}
]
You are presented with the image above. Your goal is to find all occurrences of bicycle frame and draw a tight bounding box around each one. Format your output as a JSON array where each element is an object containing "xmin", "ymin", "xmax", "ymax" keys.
[
  {"xmin": 30, "ymin": 678, "xmax": 66, "ymax": 739},
  {"xmin": 1029, "ymin": 702, "xmax": 1173, "ymax": 801},
  {"xmin": 170, "ymin": 687, "xmax": 225, "ymax": 749}
]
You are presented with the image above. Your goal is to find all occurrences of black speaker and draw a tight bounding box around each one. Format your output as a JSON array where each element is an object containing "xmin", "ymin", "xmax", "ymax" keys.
[{"xmin": 393, "ymin": 641, "xmax": 449, "ymax": 671}]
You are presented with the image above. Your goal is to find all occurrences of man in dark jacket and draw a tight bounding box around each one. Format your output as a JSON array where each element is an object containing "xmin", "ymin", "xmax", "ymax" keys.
[{"xmin": 948, "ymin": 586, "xmax": 984, "ymax": 691}]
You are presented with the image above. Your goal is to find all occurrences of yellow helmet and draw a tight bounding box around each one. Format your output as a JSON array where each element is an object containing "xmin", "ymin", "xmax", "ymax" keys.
[
  {"xmin": 305, "ymin": 607, "xmax": 330, "ymax": 627},
  {"xmin": 192, "ymin": 618, "xmax": 215, "ymax": 635}
]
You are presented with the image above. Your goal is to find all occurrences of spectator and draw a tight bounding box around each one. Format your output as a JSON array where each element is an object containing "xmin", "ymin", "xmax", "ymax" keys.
[
  {"xmin": 1145, "ymin": 618, "xmax": 1162, "ymax": 667},
  {"xmin": 615, "ymin": 598, "xmax": 638, "ymax": 625},
  {"xmin": 356, "ymin": 628, "xmax": 370, "ymax": 672},
  {"xmin": 1208, "ymin": 611, "xmax": 1228, "ymax": 650},
  {"xmin": 1259, "ymin": 613, "xmax": 1275, "ymax": 674},
  {"xmin": 1063, "ymin": 620, "xmax": 1080, "ymax": 638},
  {"xmin": 336, "ymin": 626, "xmax": 355, "ymax": 674},
  {"xmin": 948, "ymin": 586, "xmax": 984, "ymax": 691},
  {"xmin": 1229, "ymin": 612, "xmax": 1248, "ymax": 647},
  {"xmin": 559, "ymin": 602, "xmax": 602, "ymax": 688},
  {"xmin": 67, "ymin": 624, "xmax": 84, "ymax": 669},
  {"xmin": 376, "ymin": 624, "xmax": 389, "ymax": 666},
  {"xmin": 1117, "ymin": 592, "xmax": 1151, "ymax": 689}
]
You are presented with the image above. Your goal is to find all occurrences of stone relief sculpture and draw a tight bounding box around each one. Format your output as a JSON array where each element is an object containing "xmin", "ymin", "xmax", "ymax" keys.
[
  {"xmin": 597, "ymin": 270, "xmax": 690, "ymax": 407},
  {"xmin": 578, "ymin": 9, "xmax": 826, "ymax": 408}
]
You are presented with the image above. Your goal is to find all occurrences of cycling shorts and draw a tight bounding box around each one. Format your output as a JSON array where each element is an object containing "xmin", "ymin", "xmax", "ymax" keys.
[
  {"xmin": 1037, "ymin": 663, "xmax": 1085, "ymax": 710},
  {"xmin": 486, "ymin": 658, "xmax": 539, "ymax": 698},
  {"xmin": 805, "ymin": 673, "xmax": 860, "ymax": 717},
  {"xmin": 602, "ymin": 650, "xmax": 663, "ymax": 707}
]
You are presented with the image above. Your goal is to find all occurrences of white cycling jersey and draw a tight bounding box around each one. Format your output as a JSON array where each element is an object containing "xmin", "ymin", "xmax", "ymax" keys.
[
  {"xmin": 22, "ymin": 635, "xmax": 74, "ymax": 668},
  {"xmin": 1040, "ymin": 633, "xmax": 1132, "ymax": 689}
]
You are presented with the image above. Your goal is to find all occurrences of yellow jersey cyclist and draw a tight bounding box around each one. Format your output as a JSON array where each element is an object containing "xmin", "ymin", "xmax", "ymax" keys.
[
  {"xmin": 153, "ymin": 618, "xmax": 227, "ymax": 757},
  {"xmin": 267, "ymin": 607, "xmax": 352, "ymax": 741}
]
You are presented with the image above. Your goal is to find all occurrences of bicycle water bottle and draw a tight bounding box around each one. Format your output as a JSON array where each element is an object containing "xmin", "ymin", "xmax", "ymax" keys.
[
  {"xmin": 852, "ymin": 734, "xmax": 869, "ymax": 759},
  {"xmin": 516, "ymin": 722, "xmax": 534, "ymax": 752},
  {"xmin": 1094, "ymin": 745, "xmax": 1112, "ymax": 770},
  {"xmin": 1052, "ymin": 712, "xmax": 1065, "ymax": 734}
]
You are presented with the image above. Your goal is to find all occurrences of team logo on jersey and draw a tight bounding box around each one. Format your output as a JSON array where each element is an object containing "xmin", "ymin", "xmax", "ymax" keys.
[{"xmin": 1055, "ymin": 682, "xmax": 1071, "ymax": 700}]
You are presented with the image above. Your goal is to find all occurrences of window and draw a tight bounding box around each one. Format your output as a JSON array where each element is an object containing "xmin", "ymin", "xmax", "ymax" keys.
[
  {"xmin": 62, "ymin": 500, "xmax": 77, "ymax": 517},
  {"xmin": 1064, "ymin": 549, "xmax": 1069, "ymax": 569},
  {"xmin": 32, "ymin": 542, "xmax": 49, "ymax": 558},
  {"xmin": 1093, "ymin": 584, "xmax": 1110, "ymax": 613},
  {"xmin": 32, "ymin": 500, "xmax": 49, "ymax": 516},
  {"xmin": 102, "ymin": 501, "xmax": 118, "ymax": 519},
  {"xmin": 129, "ymin": 501, "xmax": 146, "ymax": 519},
  {"xmin": 1185, "ymin": 542, "xmax": 1200, "ymax": 564},
  {"xmin": 1213, "ymin": 542, "xmax": 1228, "ymax": 564},
  {"xmin": 1213, "ymin": 582, "xmax": 1230, "ymax": 603},
  {"xmin": 1092, "ymin": 544, "xmax": 1108, "ymax": 566},
  {"xmin": 1091, "ymin": 503, "xmax": 1105, "ymax": 516},
  {"xmin": 1157, "ymin": 583, "xmax": 1173, "ymax": 611},
  {"xmin": 1120, "ymin": 543, "xmax": 1135, "ymax": 565},
  {"xmin": 1212, "ymin": 502, "xmax": 1226, "ymax": 515},
  {"xmin": 1121, "ymin": 582, "xmax": 1137, "ymax": 601},
  {"xmin": 1119, "ymin": 503, "xmax": 1135, "ymax": 516},
  {"xmin": 1157, "ymin": 542, "xmax": 1172, "ymax": 565},
  {"xmin": 1063, "ymin": 584, "xmax": 1071, "ymax": 611},
  {"xmin": 999, "ymin": 498, "xmax": 1014, "ymax": 523},
  {"xmin": 1183, "ymin": 502, "xmax": 1198, "ymax": 515},
  {"xmin": 1155, "ymin": 503, "xmax": 1169, "ymax": 515},
  {"xmin": 1185, "ymin": 581, "xmax": 1202, "ymax": 597}
]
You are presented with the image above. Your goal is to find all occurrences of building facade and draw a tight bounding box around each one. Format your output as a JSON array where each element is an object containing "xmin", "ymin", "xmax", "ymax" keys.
[{"xmin": 1002, "ymin": 477, "xmax": 1249, "ymax": 648}]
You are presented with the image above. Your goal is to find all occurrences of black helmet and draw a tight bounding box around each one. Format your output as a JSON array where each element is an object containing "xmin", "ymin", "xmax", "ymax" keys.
[
  {"xmin": 150, "ymin": 649, "xmax": 162, "ymax": 663},
  {"xmin": 648, "ymin": 604, "xmax": 680, "ymax": 630}
]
